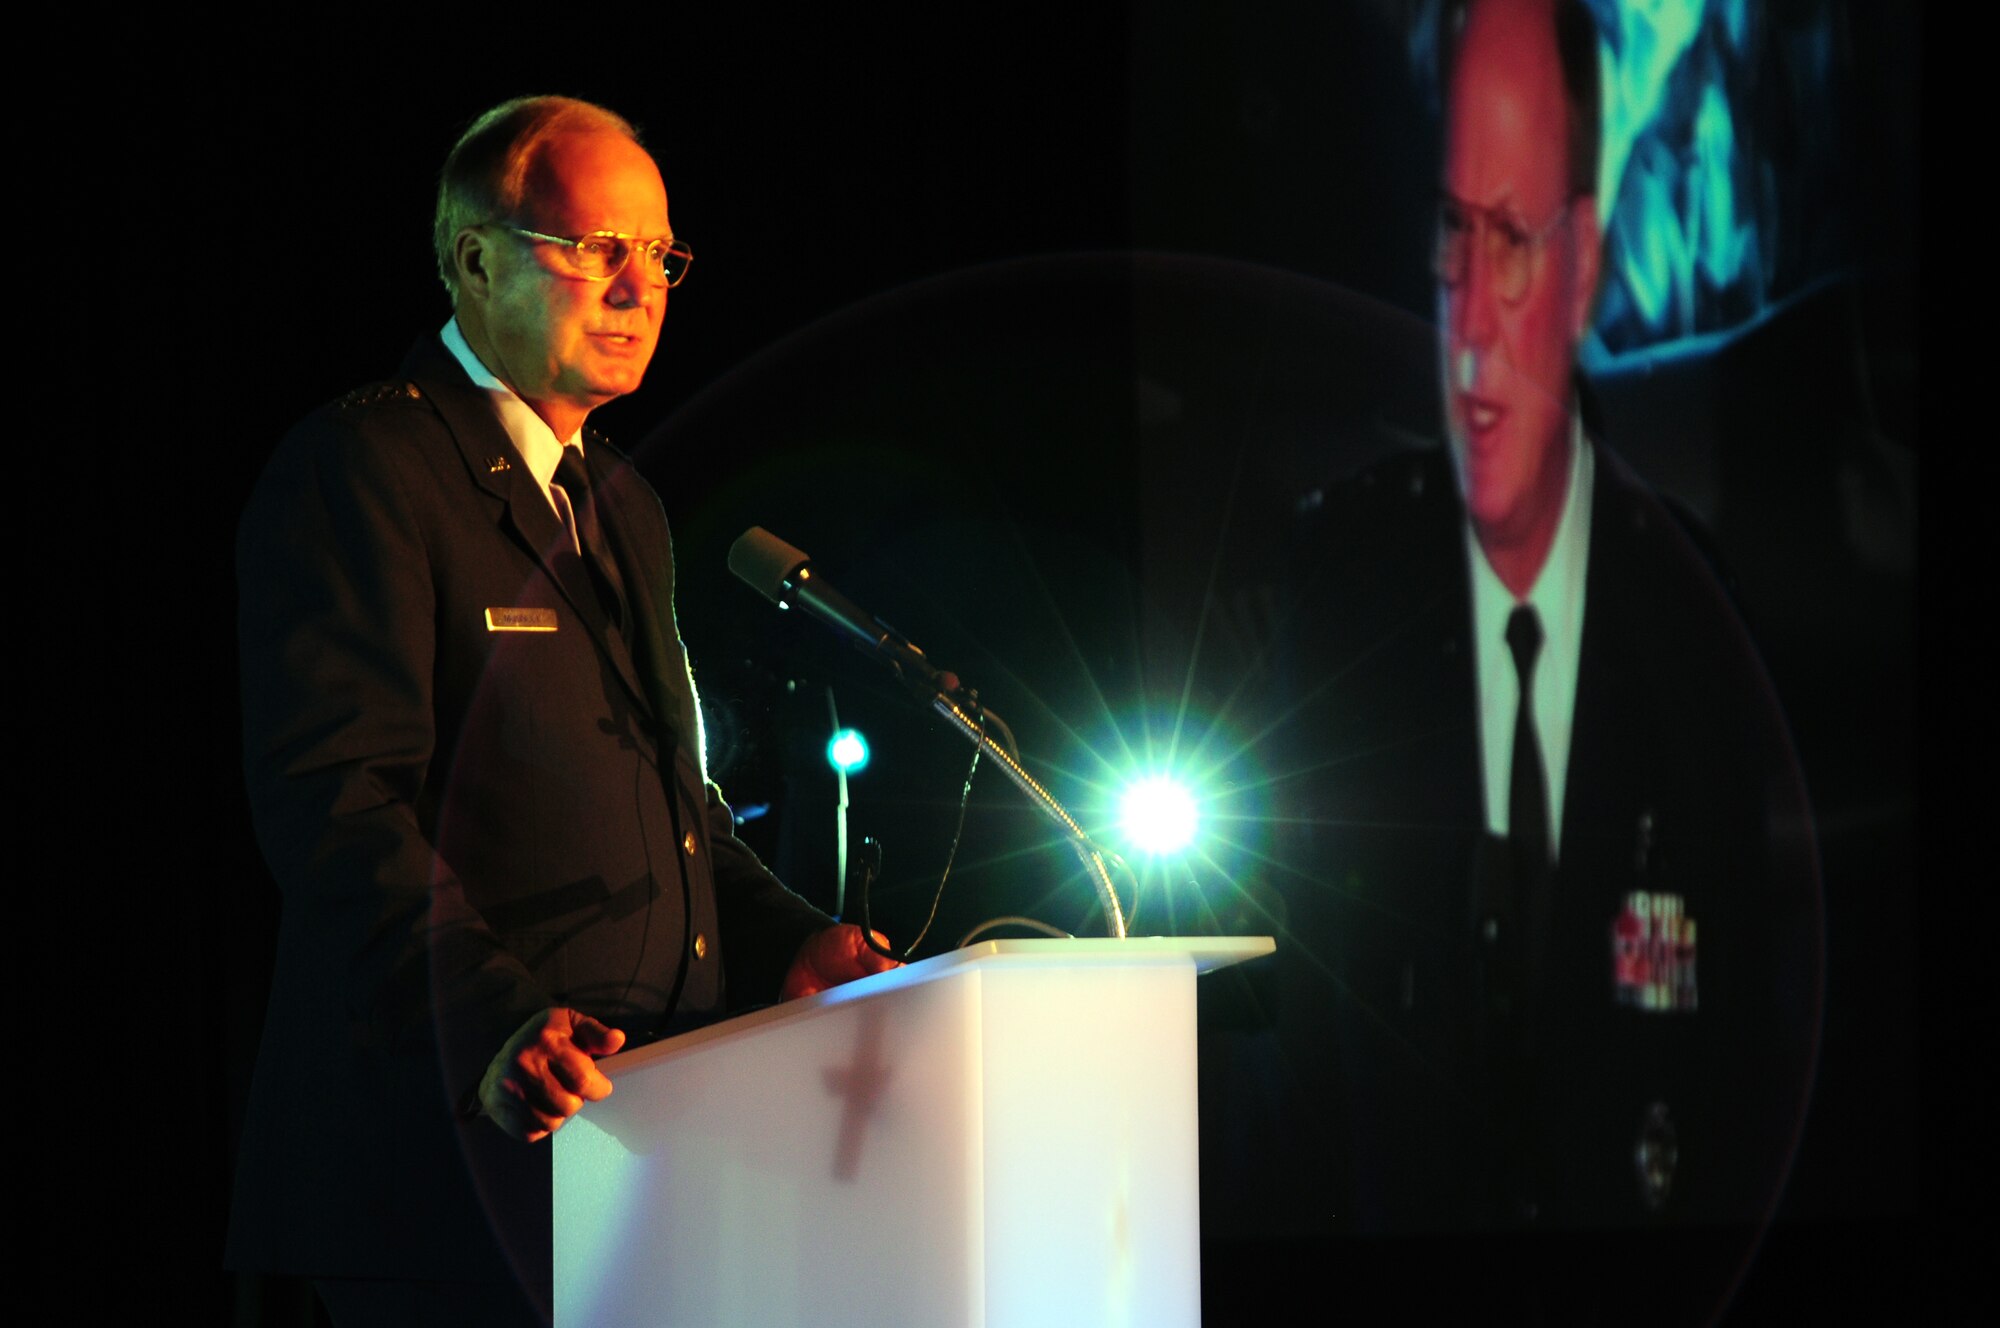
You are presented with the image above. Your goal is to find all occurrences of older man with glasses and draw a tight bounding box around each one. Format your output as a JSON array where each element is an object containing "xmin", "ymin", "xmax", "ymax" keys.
[
  {"xmin": 1255, "ymin": 0, "xmax": 1818, "ymax": 1288},
  {"xmin": 227, "ymin": 96, "xmax": 894, "ymax": 1325}
]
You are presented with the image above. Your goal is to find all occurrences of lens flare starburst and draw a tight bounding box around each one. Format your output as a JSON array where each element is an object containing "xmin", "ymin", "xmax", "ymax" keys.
[{"xmin": 1118, "ymin": 775, "xmax": 1200, "ymax": 856}]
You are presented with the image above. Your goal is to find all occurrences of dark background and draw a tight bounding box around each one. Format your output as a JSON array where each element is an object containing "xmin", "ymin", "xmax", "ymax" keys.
[{"xmin": 44, "ymin": 3, "xmax": 1934, "ymax": 1321}]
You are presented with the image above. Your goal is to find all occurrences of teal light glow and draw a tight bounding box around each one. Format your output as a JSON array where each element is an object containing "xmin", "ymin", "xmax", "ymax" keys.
[
  {"xmin": 1041, "ymin": 699, "xmax": 1274, "ymax": 936},
  {"xmin": 1586, "ymin": 0, "xmax": 1785, "ymax": 351},
  {"xmin": 827, "ymin": 728, "xmax": 870, "ymax": 774},
  {"xmin": 1119, "ymin": 776, "xmax": 1200, "ymax": 856}
]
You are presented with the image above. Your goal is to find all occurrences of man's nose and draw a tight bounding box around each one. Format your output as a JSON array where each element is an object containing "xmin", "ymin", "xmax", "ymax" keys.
[
  {"xmin": 606, "ymin": 260, "xmax": 664, "ymax": 310},
  {"xmin": 1455, "ymin": 242, "xmax": 1498, "ymax": 351}
]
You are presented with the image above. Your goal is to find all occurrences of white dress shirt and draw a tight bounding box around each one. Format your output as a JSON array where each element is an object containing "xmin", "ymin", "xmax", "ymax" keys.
[
  {"xmin": 441, "ymin": 318, "xmax": 586, "ymax": 551},
  {"xmin": 1464, "ymin": 422, "xmax": 1593, "ymax": 861}
]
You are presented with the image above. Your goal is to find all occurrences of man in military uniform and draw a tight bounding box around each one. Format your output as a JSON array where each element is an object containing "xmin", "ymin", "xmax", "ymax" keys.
[
  {"xmin": 226, "ymin": 97, "xmax": 893, "ymax": 1325},
  {"xmin": 1264, "ymin": 0, "xmax": 1818, "ymax": 1269}
]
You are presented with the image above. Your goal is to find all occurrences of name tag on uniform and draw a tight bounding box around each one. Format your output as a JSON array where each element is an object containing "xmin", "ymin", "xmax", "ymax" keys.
[{"xmin": 485, "ymin": 607, "xmax": 559, "ymax": 632}]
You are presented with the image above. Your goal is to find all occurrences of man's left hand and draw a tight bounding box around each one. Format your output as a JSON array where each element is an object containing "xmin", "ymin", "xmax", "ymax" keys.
[
  {"xmin": 476, "ymin": 1006, "xmax": 626, "ymax": 1143},
  {"xmin": 781, "ymin": 924, "xmax": 901, "ymax": 1000}
]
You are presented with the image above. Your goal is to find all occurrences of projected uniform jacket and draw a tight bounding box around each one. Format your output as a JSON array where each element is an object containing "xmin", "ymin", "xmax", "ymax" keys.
[
  {"xmin": 1267, "ymin": 439, "xmax": 1817, "ymax": 1232},
  {"xmin": 226, "ymin": 335, "xmax": 829, "ymax": 1289}
]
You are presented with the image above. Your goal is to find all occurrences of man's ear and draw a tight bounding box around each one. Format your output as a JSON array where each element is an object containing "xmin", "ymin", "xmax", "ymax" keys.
[
  {"xmin": 1569, "ymin": 194, "xmax": 1602, "ymax": 341},
  {"xmin": 454, "ymin": 227, "xmax": 494, "ymax": 300}
]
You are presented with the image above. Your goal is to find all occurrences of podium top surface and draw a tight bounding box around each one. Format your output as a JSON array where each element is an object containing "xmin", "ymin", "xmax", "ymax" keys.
[{"xmin": 601, "ymin": 935, "xmax": 1275, "ymax": 1076}]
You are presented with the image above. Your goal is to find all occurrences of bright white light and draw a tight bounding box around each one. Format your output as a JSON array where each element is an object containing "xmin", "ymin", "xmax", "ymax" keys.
[
  {"xmin": 1119, "ymin": 776, "xmax": 1199, "ymax": 855},
  {"xmin": 826, "ymin": 728, "xmax": 870, "ymax": 773}
]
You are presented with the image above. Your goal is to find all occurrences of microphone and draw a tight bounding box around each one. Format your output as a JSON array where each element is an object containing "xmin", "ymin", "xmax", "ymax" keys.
[
  {"xmin": 729, "ymin": 526, "xmax": 1127, "ymax": 937},
  {"xmin": 728, "ymin": 527, "xmax": 956, "ymax": 698}
]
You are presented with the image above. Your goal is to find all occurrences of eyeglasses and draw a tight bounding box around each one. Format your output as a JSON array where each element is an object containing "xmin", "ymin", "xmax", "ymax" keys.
[
  {"xmin": 501, "ymin": 226, "xmax": 694, "ymax": 287},
  {"xmin": 1434, "ymin": 193, "xmax": 1570, "ymax": 304}
]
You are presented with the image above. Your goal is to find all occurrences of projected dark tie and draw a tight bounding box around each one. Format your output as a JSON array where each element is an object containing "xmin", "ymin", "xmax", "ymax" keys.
[
  {"xmin": 1506, "ymin": 605, "xmax": 1549, "ymax": 873},
  {"xmin": 556, "ymin": 445, "xmax": 630, "ymax": 633}
]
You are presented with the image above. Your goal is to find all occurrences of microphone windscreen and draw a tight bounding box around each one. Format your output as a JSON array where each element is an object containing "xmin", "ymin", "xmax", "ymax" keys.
[{"xmin": 728, "ymin": 527, "xmax": 811, "ymax": 601}]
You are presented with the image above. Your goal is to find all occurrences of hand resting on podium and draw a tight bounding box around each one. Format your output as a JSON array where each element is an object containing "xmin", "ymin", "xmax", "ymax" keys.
[
  {"xmin": 477, "ymin": 924, "xmax": 896, "ymax": 1142},
  {"xmin": 478, "ymin": 1007, "xmax": 627, "ymax": 1143},
  {"xmin": 781, "ymin": 922, "xmax": 901, "ymax": 1000}
]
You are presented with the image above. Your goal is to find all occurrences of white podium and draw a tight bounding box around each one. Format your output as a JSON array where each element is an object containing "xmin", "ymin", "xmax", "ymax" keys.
[{"xmin": 552, "ymin": 936, "xmax": 1273, "ymax": 1327}]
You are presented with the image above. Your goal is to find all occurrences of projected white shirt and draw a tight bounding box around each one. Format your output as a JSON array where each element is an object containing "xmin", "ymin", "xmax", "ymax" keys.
[{"xmin": 1464, "ymin": 420, "xmax": 1593, "ymax": 860}]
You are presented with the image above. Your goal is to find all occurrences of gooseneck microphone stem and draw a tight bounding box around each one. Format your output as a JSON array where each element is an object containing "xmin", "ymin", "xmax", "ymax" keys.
[
  {"xmin": 728, "ymin": 526, "xmax": 1128, "ymax": 939},
  {"xmin": 926, "ymin": 689, "xmax": 1128, "ymax": 940}
]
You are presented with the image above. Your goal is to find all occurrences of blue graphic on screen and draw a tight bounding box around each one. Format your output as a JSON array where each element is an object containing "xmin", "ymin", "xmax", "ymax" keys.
[
  {"xmin": 1584, "ymin": 0, "xmax": 1845, "ymax": 354},
  {"xmin": 1419, "ymin": 0, "xmax": 1847, "ymax": 357}
]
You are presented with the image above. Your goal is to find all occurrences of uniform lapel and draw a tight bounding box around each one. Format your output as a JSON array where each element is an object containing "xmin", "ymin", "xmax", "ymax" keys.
[
  {"xmin": 1413, "ymin": 467, "xmax": 1486, "ymax": 838},
  {"xmin": 583, "ymin": 436, "xmax": 687, "ymax": 763},
  {"xmin": 400, "ymin": 336, "xmax": 656, "ymax": 725},
  {"xmin": 1562, "ymin": 441, "xmax": 1647, "ymax": 884}
]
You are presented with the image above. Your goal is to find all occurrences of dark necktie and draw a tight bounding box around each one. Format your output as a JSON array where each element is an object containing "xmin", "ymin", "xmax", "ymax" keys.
[
  {"xmin": 1506, "ymin": 605, "xmax": 1549, "ymax": 873},
  {"xmin": 1500, "ymin": 603, "xmax": 1552, "ymax": 1220},
  {"xmin": 555, "ymin": 446, "xmax": 630, "ymax": 633}
]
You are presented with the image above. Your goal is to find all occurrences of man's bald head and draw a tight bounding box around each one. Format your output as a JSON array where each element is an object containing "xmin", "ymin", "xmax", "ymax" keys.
[
  {"xmin": 1441, "ymin": 0, "xmax": 1601, "ymax": 201},
  {"xmin": 433, "ymin": 96, "xmax": 647, "ymax": 302}
]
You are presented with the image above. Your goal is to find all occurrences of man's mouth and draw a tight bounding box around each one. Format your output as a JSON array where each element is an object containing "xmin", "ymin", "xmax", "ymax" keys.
[{"xmin": 1460, "ymin": 393, "xmax": 1503, "ymax": 435}]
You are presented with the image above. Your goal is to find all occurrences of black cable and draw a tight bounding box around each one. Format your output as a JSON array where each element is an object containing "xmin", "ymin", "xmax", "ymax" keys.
[
  {"xmin": 856, "ymin": 690, "xmax": 987, "ymax": 962},
  {"xmin": 957, "ymin": 915, "xmax": 1074, "ymax": 947}
]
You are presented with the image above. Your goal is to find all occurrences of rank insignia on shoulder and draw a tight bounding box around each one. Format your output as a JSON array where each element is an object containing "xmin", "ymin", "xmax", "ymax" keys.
[
  {"xmin": 336, "ymin": 381, "xmax": 423, "ymax": 410},
  {"xmin": 1610, "ymin": 890, "xmax": 1698, "ymax": 1012}
]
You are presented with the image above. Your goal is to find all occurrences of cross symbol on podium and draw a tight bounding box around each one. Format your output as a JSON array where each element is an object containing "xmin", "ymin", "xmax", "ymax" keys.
[{"xmin": 822, "ymin": 1004, "xmax": 895, "ymax": 1181}]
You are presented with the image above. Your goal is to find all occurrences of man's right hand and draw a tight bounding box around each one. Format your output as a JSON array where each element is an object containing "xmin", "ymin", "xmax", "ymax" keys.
[{"xmin": 477, "ymin": 1007, "xmax": 627, "ymax": 1143}]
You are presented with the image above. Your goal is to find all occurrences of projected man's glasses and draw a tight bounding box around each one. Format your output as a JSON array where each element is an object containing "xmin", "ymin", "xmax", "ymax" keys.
[{"xmin": 1434, "ymin": 193, "xmax": 1571, "ymax": 305}]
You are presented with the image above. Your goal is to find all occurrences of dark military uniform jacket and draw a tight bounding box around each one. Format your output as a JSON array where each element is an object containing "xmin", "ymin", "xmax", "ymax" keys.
[
  {"xmin": 1266, "ymin": 439, "xmax": 1817, "ymax": 1235},
  {"xmin": 225, "ymin": 335, "xmax": 829, "ymax": 1288}
]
